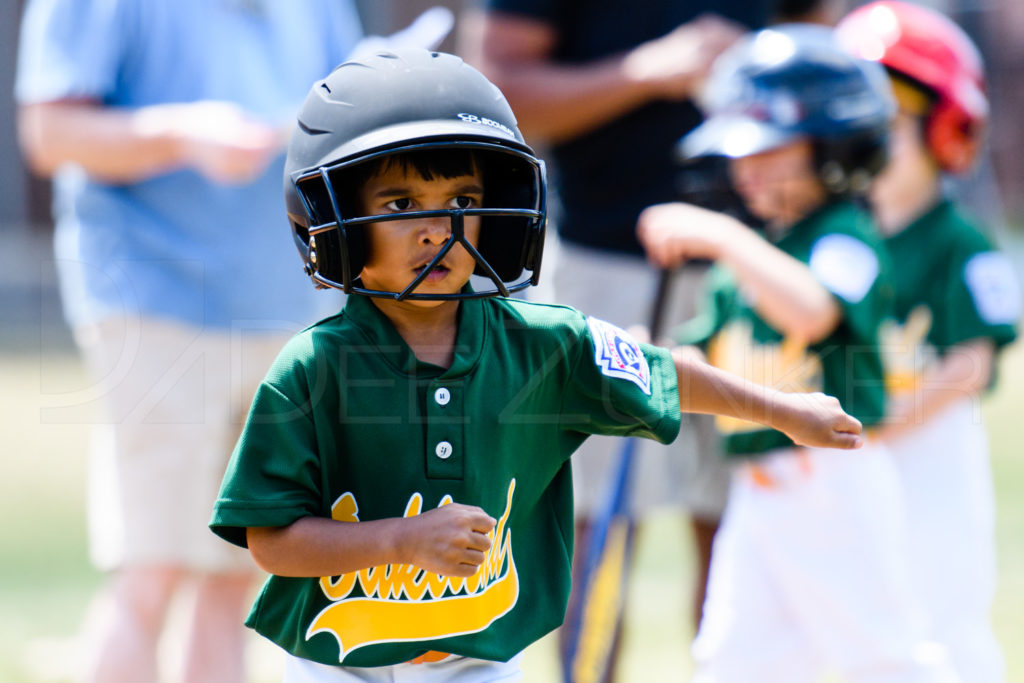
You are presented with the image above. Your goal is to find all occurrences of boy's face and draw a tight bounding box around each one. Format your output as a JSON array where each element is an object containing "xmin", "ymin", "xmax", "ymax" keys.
[
  {"xmin": 729, "ymin": 139, "xmax": 827, "ymax": 227},
  {"xmin": 357, "ymin": 163, "xmax": 484, "ymax": 303},
  {"xmin": 869, "ymin": 107, "xmax": 940, "ymax": 234}
]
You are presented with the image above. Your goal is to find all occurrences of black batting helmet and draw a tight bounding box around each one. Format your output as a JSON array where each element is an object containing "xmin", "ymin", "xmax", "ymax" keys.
[
  {"xmin": 284, "ymin": 49, "xmax": 547, "ymax": 300},
  {"xmin": 682, "ymin": 24, "xmax": 894, "ymax": 195}
]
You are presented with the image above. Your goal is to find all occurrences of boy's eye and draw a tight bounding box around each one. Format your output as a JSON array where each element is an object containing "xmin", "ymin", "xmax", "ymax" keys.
[
  {"xmin": 451, "ymin": 196, "xmax": 476, "ymax": 209},
  {"xmin": 386, "ymin": 198, "xmax": 412, "ymax": 211}
]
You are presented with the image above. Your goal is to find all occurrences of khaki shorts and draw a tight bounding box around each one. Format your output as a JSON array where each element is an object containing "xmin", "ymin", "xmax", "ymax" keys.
[
  {"xmin": 541, "ymin": 239, "xmax": 731, "ymax": 520},
  {"xmin": 72, "ymin": 316, "xmax": 295, "ymax": 572}
]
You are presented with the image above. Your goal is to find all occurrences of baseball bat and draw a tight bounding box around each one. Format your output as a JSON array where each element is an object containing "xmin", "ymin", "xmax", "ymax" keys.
[{"xmin": 561, "ymin": 268, "xmax": 675, "ymax": 683}]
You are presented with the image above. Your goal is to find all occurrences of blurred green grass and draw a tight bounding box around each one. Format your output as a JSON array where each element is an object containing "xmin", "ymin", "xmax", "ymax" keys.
[{"xmin": 2, "ymin": 345, "xmax": 1022, "ymax": 682}]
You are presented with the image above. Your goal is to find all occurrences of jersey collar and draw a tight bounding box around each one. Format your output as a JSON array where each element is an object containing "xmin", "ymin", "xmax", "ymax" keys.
[{"xmin": 343, "ymin": 293, "xmax": 487, "ymax": 378}]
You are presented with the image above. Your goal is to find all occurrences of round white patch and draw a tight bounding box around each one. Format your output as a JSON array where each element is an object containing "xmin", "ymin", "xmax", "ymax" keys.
[
  {"xmin": 963, "ymin": 251, "xmax": 1021, "ymax": 325},
  {"xmin": 808, "ymin": 233, "xmax": 879, "ymax": 304}
]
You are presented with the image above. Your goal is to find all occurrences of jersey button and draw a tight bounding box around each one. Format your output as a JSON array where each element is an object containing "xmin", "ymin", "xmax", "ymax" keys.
[
  {"xmin": 434, "ymin": 387, "xmax": 451, "ymax": 406},
  {"xmin": 435, "ymin": 441, "xmax": 453, "ymax": 460}
]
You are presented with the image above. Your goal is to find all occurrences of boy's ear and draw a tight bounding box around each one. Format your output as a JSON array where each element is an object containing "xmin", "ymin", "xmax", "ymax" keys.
[{"xmin": 926, "ymin": 101, "xmax": 982, "ymax": 173}]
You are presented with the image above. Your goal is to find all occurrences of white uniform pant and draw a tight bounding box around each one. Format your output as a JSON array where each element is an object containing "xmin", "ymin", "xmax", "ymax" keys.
[
  {"xmin": 886, "ymin": 399, "xmax": 1003, "ymax": 683},
  {"xmin": 692, "ymin": 443, "xmax": 957, "ymax": 683},
  {"xmin": 282, "ymin": 652, "xmax": 523, "ymax": 682}
]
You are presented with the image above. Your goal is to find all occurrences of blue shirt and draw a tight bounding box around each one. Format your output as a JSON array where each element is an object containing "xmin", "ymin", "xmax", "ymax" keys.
[{"xmin": 15, "ymin": 0, "xmax": 363, "ymax": 329}]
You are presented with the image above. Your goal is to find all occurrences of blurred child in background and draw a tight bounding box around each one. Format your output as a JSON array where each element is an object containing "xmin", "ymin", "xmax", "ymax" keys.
[
  {"xmin": 839, "ymin": 4, "xmax": 1021, "ymax": 681},
  {"xmin": 638, "ymin": 24, "xmax": 956, "ymax": 682}
]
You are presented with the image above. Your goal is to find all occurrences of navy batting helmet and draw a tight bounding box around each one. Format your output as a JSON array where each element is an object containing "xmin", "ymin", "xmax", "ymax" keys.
[
  {"xmin": 682, "ymin": 24, "xmax": 894, "ymax": 195},
  {"xmin": 284, "ymin": 49, "xmax": 547, "ymax": 300}
]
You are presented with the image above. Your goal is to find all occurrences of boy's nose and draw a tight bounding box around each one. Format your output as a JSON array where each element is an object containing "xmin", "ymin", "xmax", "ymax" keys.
[{"xmin": 418, "ymin": 215, "xmax": 452, "ymax": 244}]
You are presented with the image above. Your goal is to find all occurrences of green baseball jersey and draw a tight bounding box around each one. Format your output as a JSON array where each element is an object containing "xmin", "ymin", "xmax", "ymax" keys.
[
  {"xmin": 210, "ymin": 293, "xmax": 681, "ymax": 667},
  {"xmin": 879, "ymin": 199, "xmax": 1019, "ymax": 396},
  {"xmin": 678, "ymin": 200, "xmax": 892, "ymax": 456}
]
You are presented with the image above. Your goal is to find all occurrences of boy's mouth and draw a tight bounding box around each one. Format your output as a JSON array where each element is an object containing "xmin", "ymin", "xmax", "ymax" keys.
[{"xmin": 414, "ymin": 263, "xmax": 450, "ymax": 281}]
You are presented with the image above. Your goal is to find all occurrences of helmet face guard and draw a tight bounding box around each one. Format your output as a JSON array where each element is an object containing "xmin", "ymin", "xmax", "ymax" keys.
[
  {"xmin": 284, "ymin": 49, "xmax": 548, "ymax": 300},
  {"xmin": 290, "ymin": 138, "xmax": 544, "ymax": 299}
]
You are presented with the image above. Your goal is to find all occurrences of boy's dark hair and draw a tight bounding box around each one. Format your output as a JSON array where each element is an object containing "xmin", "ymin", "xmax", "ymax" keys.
[{"xmin": 357, "ymin": 148, "xmax": 481, "ymax": 188}]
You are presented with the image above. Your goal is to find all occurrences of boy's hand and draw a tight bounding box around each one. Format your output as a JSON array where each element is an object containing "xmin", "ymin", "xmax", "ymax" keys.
[
  {"xmin": 637, "ymin": 202, "xmax": 740, "ymax": 268},
  {"xmin": 402, "ymin": 503, "xmax": 496, "ymax": 577},
  {"xmin": 774, "ymin": 391, "xmax": 864, "ymax": 450}
]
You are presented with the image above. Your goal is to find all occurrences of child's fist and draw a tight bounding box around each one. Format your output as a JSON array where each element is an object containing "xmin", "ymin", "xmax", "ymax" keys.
[
  {"xmin": 403, "ymin": 503, "xmax": 496, "ymax": 577},
  {"xmin": 776, "ymin": 391, "xmax": 863, "ymax": 450}
]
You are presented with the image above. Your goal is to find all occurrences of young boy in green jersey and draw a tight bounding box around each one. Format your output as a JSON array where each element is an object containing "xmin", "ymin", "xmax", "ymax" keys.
[
  {"xmin": 208, "ymin": 49, "xmax": 861, "ymax": 681},
  {"xmin": 839, "ymin": 4, "xmax": 1021, "ymax": 681},
  {"xmin": 637, "ymin": 25, "xmax": 957, "ymax": 682}
]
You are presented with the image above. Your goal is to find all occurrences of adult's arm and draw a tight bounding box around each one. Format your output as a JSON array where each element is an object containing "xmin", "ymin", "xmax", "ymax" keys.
[
  {"xmin": 18, "ymin": 98, "xmax": 282, "ymax": 184},
  {"xmin": 459, "ymin": 9, "xmax": 743, "ymax": 143}
]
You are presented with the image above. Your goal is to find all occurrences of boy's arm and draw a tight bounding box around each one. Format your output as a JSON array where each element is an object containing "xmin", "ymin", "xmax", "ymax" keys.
[
  {"xmin": 638, "ymin": 202, "xmax": 841, "ymax": 342},
  {"xmin": 246, "ymin": 503, "xmax": 496, "ymax": 579},
  {"xmin": 878, "ymin": 338, "xmax": 995, "ymax": 441},
  {"xmin": 673, "ymin": 346, "xmax": 863, "ymax": 449}
]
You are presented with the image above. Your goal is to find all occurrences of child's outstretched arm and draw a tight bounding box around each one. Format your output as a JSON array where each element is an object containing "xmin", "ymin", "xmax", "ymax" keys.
[
  {"xmin": 246, "ymin": 503, "xmax": 496, "ymax": 578},
  {"xmin": 638, "ymin": 202, "xmax": 841, "ymax": 343},
  {"xmin": 673, "ymin": 346, "xmax": 863, "ymax": 449}
]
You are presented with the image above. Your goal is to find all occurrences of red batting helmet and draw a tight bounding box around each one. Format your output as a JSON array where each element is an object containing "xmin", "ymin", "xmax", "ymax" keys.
[{"xmin": 836, "ymin": 0, "xmax": 988, "ymax": 173}]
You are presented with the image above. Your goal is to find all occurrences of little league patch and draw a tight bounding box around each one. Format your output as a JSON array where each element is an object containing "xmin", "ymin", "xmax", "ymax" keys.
[{"xmin": 586, "ymin": 316, "xmax": 652, "ymax": 395}]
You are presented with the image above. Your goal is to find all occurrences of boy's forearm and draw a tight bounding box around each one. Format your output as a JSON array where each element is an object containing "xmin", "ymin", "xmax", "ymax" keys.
[
  {"xmin": 883, "ymin": 339, "xmax": 994, "ymax": 434},
  {"xmin": 673, "ymin": 347, "xmax": 786, "ymax": 426},
  {"xmin": 247, "ymin": 516, "xmax": 402, "ymax": 578},
  {"xmin": 672, "ymin": 347, "xmax": 862, "ymax": 449},
  {"xmin": 717, "ymin": 225, "xmax": 840, "ymax": 343}
]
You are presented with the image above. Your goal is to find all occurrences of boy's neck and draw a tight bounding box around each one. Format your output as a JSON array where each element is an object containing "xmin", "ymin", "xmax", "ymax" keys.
[
  {"xmin": 873, "ymin": 182, "xmax": 942, "ymax": 237},
  {"xmin": 370, "ymin": 297, "xmax": 462, "ymax": 369}
]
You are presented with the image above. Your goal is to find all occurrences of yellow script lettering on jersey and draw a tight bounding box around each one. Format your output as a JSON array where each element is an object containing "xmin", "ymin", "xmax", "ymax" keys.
[{"xmin": 306, "ymin": 480, "xmax": 520, "ymax": 662}]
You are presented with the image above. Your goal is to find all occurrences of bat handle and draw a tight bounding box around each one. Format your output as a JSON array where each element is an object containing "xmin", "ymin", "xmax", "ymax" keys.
[{"xmin": 647, "ymin": 268, "xmax": 675, "ymax": 341}]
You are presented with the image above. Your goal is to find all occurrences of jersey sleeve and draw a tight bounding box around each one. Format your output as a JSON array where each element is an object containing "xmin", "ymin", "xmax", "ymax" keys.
[
  {"xmin": 807, "ymin": 232, "xmax": 889, "ymax": 342},
  {"xmin": 210, "ymin": 363, "xmax": 324, "ymax": 548},
  {"xmin": 15, "ymin": 0, "xmax": 128, "ymax": 103},
  {"xmin": 560, "ymin": 315, "xmax": 681, "ymax": 444},
  {"xmin": 935, "ymin": 234, "xmax": 1020, "ymax": 351}
]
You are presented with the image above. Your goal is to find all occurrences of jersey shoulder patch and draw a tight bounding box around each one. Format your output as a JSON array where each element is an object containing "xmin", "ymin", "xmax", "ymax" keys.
[
  {"xmin": 964, "ymin": 251, "xmax": 1022, "ymax": 325},
  {"xmin": 808, "ymin": 233, "xmax": 879, "ymax": 304},
  {"xmin": 585, "ymin": 316, "xmax": 652, "ymax": 395}
]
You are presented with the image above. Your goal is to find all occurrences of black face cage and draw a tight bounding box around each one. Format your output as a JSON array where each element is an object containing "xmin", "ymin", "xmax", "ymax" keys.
[
  {"xmin": 291, "ymin": 140, "xmax": 546, "ymax": 301},
  {"xmin": 813, "ymin": 128, "xmax": 890, "ymax": 197}
]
